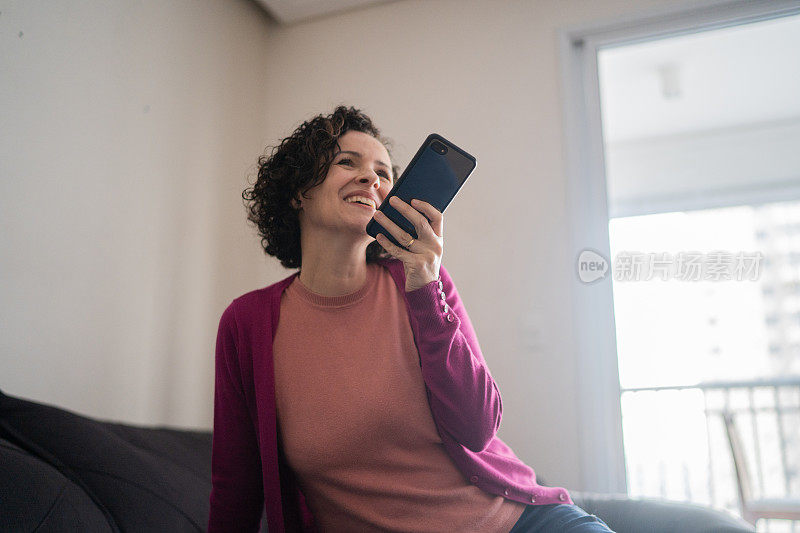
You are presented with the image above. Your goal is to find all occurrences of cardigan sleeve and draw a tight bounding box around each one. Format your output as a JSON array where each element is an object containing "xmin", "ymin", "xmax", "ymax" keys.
[
  {"xmin": 403, "ymin": 264, "xmax": 503, "ymax": 452},
  {"xmin": 208, "ymin": 302, "xmax": 265, "ymax": 532}
]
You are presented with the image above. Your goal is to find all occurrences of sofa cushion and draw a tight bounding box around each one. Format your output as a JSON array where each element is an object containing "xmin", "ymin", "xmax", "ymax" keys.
[
  {"xmin": 0, "ymin": 437, "xmax": 114, "ymax": 532},
  {"xmin": 570, "ymin": 491, "xmax": 755, "ymax": 533},
  {"xmin": 0, "ymin": 389, "xmax": 212, "ymax": 532}
]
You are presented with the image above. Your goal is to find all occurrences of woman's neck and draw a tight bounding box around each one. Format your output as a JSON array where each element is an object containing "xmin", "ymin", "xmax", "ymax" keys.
[{"xmin": 297, "ymin": 234, "xmax": 372, "ymax": 296}]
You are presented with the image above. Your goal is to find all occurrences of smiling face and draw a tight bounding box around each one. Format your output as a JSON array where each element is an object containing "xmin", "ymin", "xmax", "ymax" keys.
[{"xmin": 295, "ymin": 130, "xmax": 394, "ymax": 239}]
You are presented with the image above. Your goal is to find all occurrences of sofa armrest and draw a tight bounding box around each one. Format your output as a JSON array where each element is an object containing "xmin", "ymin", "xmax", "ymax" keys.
[
  {"xmin": 570, "ymin": 491, "xmax": 755, "ymax": 533},
  {"xmin": 0, "ymin": 437, "xmax": 116, "ymax": 531}
]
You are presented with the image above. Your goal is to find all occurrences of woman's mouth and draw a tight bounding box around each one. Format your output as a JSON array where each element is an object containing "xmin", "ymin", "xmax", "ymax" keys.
[{"xmin": 344, "ymin": 199, "xmax": 375, "ymax": 211}]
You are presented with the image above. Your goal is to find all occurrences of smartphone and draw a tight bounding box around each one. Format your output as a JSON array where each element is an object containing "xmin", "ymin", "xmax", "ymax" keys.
[{"xmin": 366, "ymin": 133, "xmax": 477, "ymax": 248}]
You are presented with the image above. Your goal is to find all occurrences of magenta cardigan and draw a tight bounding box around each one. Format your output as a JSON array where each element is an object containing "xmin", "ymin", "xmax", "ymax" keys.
[{"xmin": 208, "ymin": 257, "xmax": 572, "ymax": 532}]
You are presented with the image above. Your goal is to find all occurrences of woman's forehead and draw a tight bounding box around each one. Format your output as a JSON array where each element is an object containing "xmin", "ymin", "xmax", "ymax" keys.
[{"xmin": 338, "ymin": 131, "xmax": 390, "ymax": 159}]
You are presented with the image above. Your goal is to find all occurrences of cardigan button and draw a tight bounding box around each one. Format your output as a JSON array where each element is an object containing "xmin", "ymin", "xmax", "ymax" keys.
[
  {"xmin": 437, "ymin": 280, "xmax": 443, "ymax": 290},
  {"xmin": 469, "ymin": 475, "xmax": 479, "ymax": 483},
  {"xmin": 504, "ymin": 488, "xmax": 510, "ymax": 496},
  {"xmin": 439, "ymin": 292, "xmax": 446, "ymax": 301},
  {"xmin": 559, "ymin": 493, "xmax": 567, "ymax": 501},
  {"xmin": 446, "ymin": 314, "xmax": 455, "ymax": 322},
  {"xmin": 530, "ymin": 495, "xmax": 536, "ymax": 503}
]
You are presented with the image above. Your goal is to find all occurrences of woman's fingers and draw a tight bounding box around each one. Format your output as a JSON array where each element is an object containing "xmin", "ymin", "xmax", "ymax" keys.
[
  {"xmin": 387, "ymin": 196, "xmax": 440, "ymax": 239},
  {"xmin": 373, "ymin": 209, "xmax": 414, "ymax": 247},
  {"xmin": 407, "ymin": 198, "xmax": 443, "ymax": 238},
  {"xmin": 376, "ymin": 233, "xmax": 409, "ymax": 258}
]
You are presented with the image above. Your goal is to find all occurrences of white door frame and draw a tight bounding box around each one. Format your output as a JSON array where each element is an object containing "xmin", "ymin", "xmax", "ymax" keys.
[{"xmin": 557, "ymin": 0, "xmax": 800, "ymax": 494}]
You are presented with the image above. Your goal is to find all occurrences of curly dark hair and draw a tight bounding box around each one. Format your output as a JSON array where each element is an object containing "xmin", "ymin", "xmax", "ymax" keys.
[{"xmin": 243, "ymin": 105, "xmax": 401, "ymax": 269}]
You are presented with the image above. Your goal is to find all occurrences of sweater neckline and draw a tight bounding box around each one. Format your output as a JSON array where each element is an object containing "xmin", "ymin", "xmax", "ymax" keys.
[{"xmin": 290, "ymin": 263, "xmax": 380, "ymax": 308}]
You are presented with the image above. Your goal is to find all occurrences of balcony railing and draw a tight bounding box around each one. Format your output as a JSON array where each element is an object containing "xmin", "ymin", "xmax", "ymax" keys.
[{"xmin": 620, "ymin": 376, "xmax": 800, "ymax": 532}]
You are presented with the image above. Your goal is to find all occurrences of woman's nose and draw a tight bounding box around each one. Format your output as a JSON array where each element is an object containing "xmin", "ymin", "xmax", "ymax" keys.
[{"xmin": 357, "ymin": 170, "xmax": 381, "ymax": 187}]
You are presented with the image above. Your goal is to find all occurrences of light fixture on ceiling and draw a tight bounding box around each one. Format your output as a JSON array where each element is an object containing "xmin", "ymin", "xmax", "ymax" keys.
[{"xmin": 657, "ymin": 63, "xmax": 682, "ymax": 100}]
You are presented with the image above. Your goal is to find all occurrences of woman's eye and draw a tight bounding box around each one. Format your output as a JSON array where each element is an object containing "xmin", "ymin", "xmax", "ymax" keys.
[{"xmin": 337, "ymin": 158, "xmax": 390, "ymax": 181}]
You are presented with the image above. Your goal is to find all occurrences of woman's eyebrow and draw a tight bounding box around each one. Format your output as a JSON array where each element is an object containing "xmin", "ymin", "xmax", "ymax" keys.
[{"xmin": 336, "ymin": 150, "xmax": 391, "ymax": 170}]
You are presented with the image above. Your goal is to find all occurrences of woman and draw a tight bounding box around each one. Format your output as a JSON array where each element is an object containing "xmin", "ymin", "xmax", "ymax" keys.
[{"xmin": 207, "ymin": 105, "xmax": 614, "ymax": 532}]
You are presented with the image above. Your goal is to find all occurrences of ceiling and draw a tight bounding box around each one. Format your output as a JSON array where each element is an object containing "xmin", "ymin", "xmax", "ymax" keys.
[
  {"xmin": 598, "ymin": 13, "xmax": 800, "ymax": 143},
  {"xmin": 253, "ymin": 2, "xmax": 800, "ymax": 144},
  {"xmin": 255, "ymin": 0, "xmax": 397, "ymax": 25}
]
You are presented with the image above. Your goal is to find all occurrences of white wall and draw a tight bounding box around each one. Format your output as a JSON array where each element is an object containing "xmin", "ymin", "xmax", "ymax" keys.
[
  {"xmin": 1, "ymin": 0, "xmax": 271, "ymax": 427},
  {"xmin": 1, "ymin": 0, "xmax": 720, "ymax": 491}
]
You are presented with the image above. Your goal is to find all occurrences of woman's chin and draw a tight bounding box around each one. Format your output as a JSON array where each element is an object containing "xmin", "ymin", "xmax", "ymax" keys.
[{"xmin": 341, "ymin": 222, "xmax": 375, "ymax": 241}]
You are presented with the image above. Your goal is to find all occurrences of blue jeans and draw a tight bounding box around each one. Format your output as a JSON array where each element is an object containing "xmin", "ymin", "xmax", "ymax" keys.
[{"xmin": 509, "ymin": 504, "xmax": 615, "ymax": 532}]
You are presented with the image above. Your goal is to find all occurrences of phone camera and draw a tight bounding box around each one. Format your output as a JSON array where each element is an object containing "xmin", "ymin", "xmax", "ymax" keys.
[{"xmin": 431, "ymin": 140, "xmax": 448, "ymax": 155}]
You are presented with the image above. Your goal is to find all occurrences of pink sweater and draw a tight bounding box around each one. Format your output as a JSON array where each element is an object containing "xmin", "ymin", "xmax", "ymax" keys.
[
  {"xmin": 208, "ymin": 257, "xmax": 572, "ymax": 532},
  {"xmin": 273, "ymin": 262, "xmax": 526, "ymax": 531}
]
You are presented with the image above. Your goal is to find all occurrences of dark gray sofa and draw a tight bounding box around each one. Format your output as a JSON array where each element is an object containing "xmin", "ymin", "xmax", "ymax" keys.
[{"xmin": 0, "ymin": 389, "xmax": 754, "ymax": 532}]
